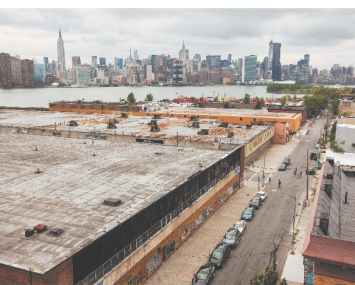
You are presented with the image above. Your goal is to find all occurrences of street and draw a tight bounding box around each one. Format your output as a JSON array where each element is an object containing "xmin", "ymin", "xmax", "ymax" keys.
[{"xmin": 210, "ymin": 115, "xmax": 327, "ymax": 284}]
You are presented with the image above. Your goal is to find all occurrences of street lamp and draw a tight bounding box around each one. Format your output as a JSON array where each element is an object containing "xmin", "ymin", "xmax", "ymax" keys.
[{"xmin": 273, "ymin": 190, "xmax": 297, "ymax": 255}]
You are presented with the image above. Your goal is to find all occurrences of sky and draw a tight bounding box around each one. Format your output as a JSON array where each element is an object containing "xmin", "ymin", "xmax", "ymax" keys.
[{"xmin": 1, "ymin": 8, "xmax": 355, "ymax": 70}]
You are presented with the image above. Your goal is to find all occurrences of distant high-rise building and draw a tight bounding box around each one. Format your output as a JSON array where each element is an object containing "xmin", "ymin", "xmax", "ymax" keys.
[
  {"xmin": 179, "ymin": 40, "xmax": 189, "ymax": 64},
  {"xmin": 297, "ymin": 59, "xmax": 307, "ymax": 66},
  {"xmin": 312, "ymin": 68, "xmax": 318, "ymax": 76},
  {"xmin": 91, "ymin": 56, "xmax": 97, "ymax": 67},
  {"xmin": 57, "ymin": 29, "xmax": 66, "ymax": 73},
  {"xmin": 0, "ymin": 53, "xmax": 13, "ymax": 87},
  {"xmin": 34, "ymin": 63, "xmax": 45, "ymax": 83},
  {"xmin": 262, "ymin": 57, "xmax": 268, "ymax": 79},
  {"xmin": 220, "ymin": 60, "xmax": 230, "ymax": 68},
  {"xmin": 43, "ymin": 57, "xmax": 49, "ymax": 73},
  {"xmin": 237, "ymin": 58, "xmax": 243, "ymax": 76},
  {"xmin": 99, "ymin": 57, "xmax": 106, "ymax": 66},
  {"xmin": 206, "ymin": 55, "xmax": 221, "ymax": 69},
  {"xmin": 268, "ymin": 40, "xmax": 274, "ymax": 71},
  {"xmin": 304, "ymin": 54, "xmax": 310, "ymax": 65},
  {"xmin": 242, "ymin": 55, "xmax": 257, "ymax": 83},
  {"xmin": 272, "ymin": 43, "xmax": 281, "ymax": 81},
  {"xmin": 150, "ymin": 55, "xmax": 157, "ymax": 73},
  {"xmin": 133, "ymin": 50, "xmax": 139, "ymax": 64},
  {"xmin": 193, "ymin": 54, "xmax": 201, "ymax": 62},
  {"xmin": 11, "ymin": 56, "xmax": 22, "ymax": 84},
  {"xmin": 228, "ymin": 54, "xmax": 232, "ymax": 63},
  {"xmin": 114, "ymin": 58, "xmax": 123, "ymax": 69},
  {"xmin": 72, "ymin": 56, "xmax": 81, "ymax": 67}
]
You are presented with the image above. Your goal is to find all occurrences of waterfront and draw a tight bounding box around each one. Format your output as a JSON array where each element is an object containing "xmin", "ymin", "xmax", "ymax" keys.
[{"xmin": 1, "ymin": 85, "xmax": 285, "ymax": 108}]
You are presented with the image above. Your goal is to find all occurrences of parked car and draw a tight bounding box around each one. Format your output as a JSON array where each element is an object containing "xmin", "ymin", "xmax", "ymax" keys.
[
  {"xmin": 257, "ymin": 191, "xmax": 267, "ymax": 201},
  {"xmin": 249, "ymin": 196, "xmax": 262, "ymax": 209},
  {"xmin": 233, "ymin": 220, "xmax": 247, "ymax": 235},
  {"xmin": 209, "ymin": 243, "xmax": 231, "ymax": 268},
  {"xmin": 310, "ymin": 152, "xmax": 318, "ymax": 160},
  {"xmin": 222, "ymin": 228, "xmax": 241, "ymax": 249},
  {"xmin": 241, "ymin": 207, "xmax": 256, "ymax": 221},
  {"xmin": 283, "ymin": 157, "xmax": 291, "ymax": 165},
  {"xmin": 316, "ymin": 144, "xmax": 320, "ymax": 149},
  {"xmin": 278, "ymin": 163, "xmax": 287, "ymax": 171},
  {"xmin": 306, "ymin": 167, "xmax": 315, "ymax": 175},
  {"xmin": 192, "ymin": 264, "xmax": 216, "ymax": 285}
]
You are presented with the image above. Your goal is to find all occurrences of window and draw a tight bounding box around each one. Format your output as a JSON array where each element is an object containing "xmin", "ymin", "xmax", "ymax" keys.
[
  {"xmin": 61, "ymin": 105, "xmax": 65, "ymax": 108},
  {"xmin": 240, "ymin": 118, "xmax": 243, "ymax": 121},
  {"xmin": 90, "ymin": 106, "xmax": 95, "ymax": 109},
  {"xmin": 50, "ymin": 104, "xmax": 56, "ymax": 108},
  {"xmin": 81, "ymin": 105, "xmax": 86, "ymax": 109},
  {"xmin": 253, "ymin": 118, "xmax": 256, "ymax": 122}
]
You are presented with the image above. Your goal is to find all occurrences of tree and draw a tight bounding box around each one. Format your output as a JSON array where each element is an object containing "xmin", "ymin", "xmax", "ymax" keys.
[
  {"xmin": 279, "ymin": 96, "xmax": 287, "ymax": 106},
  {"xmin": 243, "ymin": 93, "xmax": 251, "ymax": 104},
  {"xmin": 250, "ymin": 265, "xmax": 282, "ymax": 285},
  {"xmin": 280, "ymin": 278, "xmax": 288, "ymax": 285},
  {"xmin": 255, "ymin": 97, "xmax": 265, "ymax": 109},
  {"xmin": 223, "ymin": 103, "xmax": 230, "ymax": 108},
  {"xmin": 331, "ymin": 98, "xmax": 339, "ymax": 115},
  {"xmin": 313, "ymin": 87, "xmax": 339, "ymax": 101},
  {"xmin": 302, "ymin": 94, "xmax": 327, "ymax": 117},
  {"xmin": 145, "ymin": 93, "xmax": 154, "ymax": 102},
  {"xmin": 151, "ymin": 80, "xmax": 158, "ymax": 85},
  {"xmin": 213, "ymin": 96, "xmax": 219, "ymax": 102},
  {"xmin": 340, "ymin": 111, "xmax": 350, "ymax": 117},
  {"xmin": 127, "ymin": 92, "xmax": 136, "ymax": 103}
]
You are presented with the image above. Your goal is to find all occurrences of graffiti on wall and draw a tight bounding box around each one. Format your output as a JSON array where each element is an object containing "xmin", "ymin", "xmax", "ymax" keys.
[
  {"xmin": 124, "ymin": 251, "xmax": 160, "ymax": 285},
  {"xmin": 166, "ymin": 240, "xmax": 175, "ymax": 256},
  {"xmin": 228, "ymin": 186, "xmax": 233, "ymax": 195},
  {"xmin": 180, "ymin": 227, "xmax": 191, "ymax": 243}
]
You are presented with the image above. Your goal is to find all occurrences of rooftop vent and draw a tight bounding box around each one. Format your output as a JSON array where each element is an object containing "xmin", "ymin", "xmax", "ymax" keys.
[
  {"xmin": 25, "ymin": 229, "xmax": 35, "ymax": 238},
  {"xmin": 227, "ymin": 132, "xmax": 234, "ymax": 138},
  {"xmin": 153, "ymin": 114, "xmax": 161, "ymax": 119},
  {"xmin": 198, "ymin": 129, "xmax": 209, "ymax": 135},
  {"xmin": 319, "ymin": 212, "xmax": 329, "ymax": 236},
  {"xmin": 246, "ymin": 124, "xmax": 252, "ymax": 129},
  {"xmin": 34, "ymin": 224, "xmax": 47, "ymax": 233},
  {"xmin": 104, "ymin": 198, "xmax": 122, "ymax": 207},
  {"xmin": 107, "ymin": 121, "xmax": 117, "ymax": 129},
  {"xmin": 155, "ymin": 152, "xmax": 164, "ymax": 155},
  {"xmin": 35, "ymin": 168, "xmax": 42, "ymax": 174},
  {"xmin": 191, "ymin": 121, "xmax": 200, "ymax": 128},
  {"xmin": 69, "ymin": 120, "xmax": 78, "ymax": 126},
  {"xmin": 109, "ymin": 118, "xmax": 118, "ymax": 124},
  {"xmin": 50, "ymin": 228, "xmax": 63, "ymax": 236},
  {"xmin": 150, "ymin": 120, "xmax": 160, "ymax": 132},
  {"xmin": 190, "ymin": 116, "xmax": 198, "ymax": 121},
  {"xmin": 324, "ymin": 179, "xmax": 333, "ymax": 198},
  {"xmin": 219, "ymin": 122, "xmax": 229, "ymax": 128},
  {"xmin": 326, "ymin": 171, "xmax": 334, "ymax": 180},
  {"xmin": 121, "ymin": 113, "xmax": 128, "ymax": 118}
]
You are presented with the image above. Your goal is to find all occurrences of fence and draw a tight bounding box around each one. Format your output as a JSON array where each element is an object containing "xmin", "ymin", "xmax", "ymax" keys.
[{"xmin": 74, "ymin": 147, "xmax": 241, "ymax": 285}]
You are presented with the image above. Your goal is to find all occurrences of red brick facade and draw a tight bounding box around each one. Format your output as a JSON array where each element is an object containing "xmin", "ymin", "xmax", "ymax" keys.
[{"xmin": 115, "ymin": 166, "xmax": 243, "ymax": 285}]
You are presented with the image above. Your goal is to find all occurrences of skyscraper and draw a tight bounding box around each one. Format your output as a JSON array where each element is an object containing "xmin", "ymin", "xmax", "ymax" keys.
[
  {"xmin": 206, "ymin": 55, "xmax": 221, "ymax": 69},
  {"xmin": 268, "ymin": 40, "xmax": 273, "ymax": 71},
  {"xmin": 91, "ymin": 56, "xmax": 97, "ymax": 67},
  {"xmin": 228, "ymin": 54, "xmax": 232, "ymax": 63},
  {"xmin": 57, "ymin": 29, "xmax": 66, "ymax": 73},
  {"xmin": 304, "ymin": 54, "xmax": 310, "ymax": 65},
  {"xmin": 242, "ymin": 55, "xmax": 257, "ymax": 83},
  {"xmin": 272, "ymin": 43, "xmax": 281, "ymax": 81},
  {"xmin": 179, "ymin": 40, "xmax": 189, "ymax": 64},
  {"xmin": 43, "ymin": 57, "xmax": 49, "ymax": 73},
  {"xmin": 262, "ymin": 57, "xmax": 268, "ymax": 79},
  {"xmin": 99, "ymin": 57, "xmax": 106, "ymax": 66},
  {"xmin": 133, "ymin": 50, "xmax": 139, "ymax": 64},
  {"xmin": 193, "ymin": 54, "xmax": 201, "ymax": 62},
  {"xmin": 72, "ymin": 56, "xmax": 81, "ymax": 67},
  {"xmin": 237, "ymin": 58, "xmax": 243, "ymax": 76}
]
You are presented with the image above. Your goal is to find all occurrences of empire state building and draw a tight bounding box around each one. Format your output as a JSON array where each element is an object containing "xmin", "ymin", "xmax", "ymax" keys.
[{"xmin": 57, "ymin": 29, "xmax": 66, "ymax": 74}]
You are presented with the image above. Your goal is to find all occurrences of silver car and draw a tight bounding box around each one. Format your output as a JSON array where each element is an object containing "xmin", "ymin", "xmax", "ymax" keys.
[
  {"xmin": 233, "ymin": 220, "xmax": 247, "ymax": 235},
  {"xmin": 257, "ymin": 191, "xmax": 267, "ymax": 201}
]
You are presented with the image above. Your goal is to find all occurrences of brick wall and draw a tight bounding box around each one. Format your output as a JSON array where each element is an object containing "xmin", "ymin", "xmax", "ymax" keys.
[
  {"xmin": 0, "ymin": 259, "xmax": 73, "ymax": 285},
  {"xmin": 315, "ymin": 273, "xmax": 355, "ymax": 285},
  {"xmin": 113, "ymin": 172, "xmax": 242, "ymax": 285}
]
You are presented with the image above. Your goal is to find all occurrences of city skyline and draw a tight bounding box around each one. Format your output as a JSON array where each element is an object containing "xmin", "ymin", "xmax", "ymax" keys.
[{"xmin": 1, "ymin": 9, "xmax": 355, "ymax": 70}]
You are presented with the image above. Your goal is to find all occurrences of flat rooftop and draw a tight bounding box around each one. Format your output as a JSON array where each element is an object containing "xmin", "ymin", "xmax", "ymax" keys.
[
  {"xmin": 0, "ymin": 133, "xmax": 226, "ymax": 273},
  {"xmin": 0, "ymin": 109, "xmax": 270, "ymax": 144},
  {"xmin": 156, "ymin": 107, "xmax": 300, "ymax": 118}
]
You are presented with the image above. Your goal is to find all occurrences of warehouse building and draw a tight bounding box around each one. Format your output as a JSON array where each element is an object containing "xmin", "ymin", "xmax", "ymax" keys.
[{"xmin": 0, "ymin": 128, "xmax": 243, "ymax": 285}]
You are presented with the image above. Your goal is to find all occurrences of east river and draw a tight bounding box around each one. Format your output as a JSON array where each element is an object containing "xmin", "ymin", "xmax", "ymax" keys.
[{"xmin": 1, "ymin": 84, "xmax": 353, "ymax": 108}]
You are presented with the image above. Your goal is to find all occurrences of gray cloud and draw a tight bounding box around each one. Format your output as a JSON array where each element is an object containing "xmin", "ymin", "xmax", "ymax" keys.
[{"xmin": 0, "ymin": 8, "xmax": 354, "ymax": 70}]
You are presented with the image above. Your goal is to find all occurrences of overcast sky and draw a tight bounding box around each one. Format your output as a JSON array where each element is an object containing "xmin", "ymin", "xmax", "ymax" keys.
[{"xmin": 1, "ymin": 8, "xmax": 354, "ymax": 70}]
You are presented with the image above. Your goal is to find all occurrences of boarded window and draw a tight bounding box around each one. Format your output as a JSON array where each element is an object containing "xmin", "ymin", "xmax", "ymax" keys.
[{"xmin": 121, "ymin": 106, "xmax": 129, "ymax": 112}]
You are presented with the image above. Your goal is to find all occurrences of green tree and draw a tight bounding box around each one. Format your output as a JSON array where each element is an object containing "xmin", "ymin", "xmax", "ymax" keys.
[
  {"xmin": 280, "ymin": 278, "xmax": 288, "ymax": 285},
  {"xmin": 243, "ymin": 93, "xmax": 251, "ymax": 104},
  {"xmin": 302, "ymin": 94, "xmax": 327, "ymax": 117},
  {"xmin": 144, "ymin": 93, "xmax": 154, "ymax": 101},
  {"xmin": 151, "ymin": 80, "xmax": 158, "ymax": 85},
  {"xmin": 250, "ymin": 266, "xmax": 284, "ymax": 285},
  {"xmin": 255, "ymin": 97, "xmax": 265, "ymax": 109},
  {"xmin": 279, "ymin": 96, "xmax": 287, "ymax": 105},
  {"xmin": 331, "ymin": 98, "xmax": 339, "ymax": 115},
  {"xmin": 213, "ymin": 96, "xmax": 219, "ymax": 102},
  {"xmin": 223, "ymin": 103, "xmax": 230, "ymax": 108},
  {"xmin": 313, "ymin": 87, "xmax": 339, "ymax": 101},
  {"xmin": 127, "ymin": 92, "xmax": 136, "ymax": 103},
  {"xmin": 340, "ymin": 111, "xmax": 350, "ymax": 117}
]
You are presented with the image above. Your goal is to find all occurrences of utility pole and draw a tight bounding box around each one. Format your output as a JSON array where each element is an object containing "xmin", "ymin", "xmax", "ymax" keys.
[
  {"xmin": 273, "ymin": 244, "xmax": 277, "ymax": 271},
  {"xmin": 306, "ymin": 149, "xmax": 309, "ymax": 200},
  {"xmin": 177, "ymin": 131, "xmax": 178, "ymax": 147},
  {"xmin": 258, "ymin": 176, "xmax": 260, "ymax": 192},
  {"xmin": 262, "ymin": 153, "xmax": 265, "ymax": 178}
]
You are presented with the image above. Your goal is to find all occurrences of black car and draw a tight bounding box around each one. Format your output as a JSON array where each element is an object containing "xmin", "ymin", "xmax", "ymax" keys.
[
  {"xmin": 222, "ymin": 228, "xmax": 241, "ymax": 249},
  {"xmin": 192, "ymin": 264, "xmax": 216, "ymax": 285},
  {"xmin": 310, "ymin": 152, "xmax": 318, "ymax": 161},
  {"xmin": 278, "ymin": 163, "xmax": 287, "ymax": 171},
  {"xmin": 209, "ymin": 243, "xmax": 231, "ymax": 268},
  {"xmin": 283, "ymin": 157, "xmax": 291, "ymax": 165},
  {"xmin": 249, "ymin": 196, "xmax": 262, "ymax": 209}
]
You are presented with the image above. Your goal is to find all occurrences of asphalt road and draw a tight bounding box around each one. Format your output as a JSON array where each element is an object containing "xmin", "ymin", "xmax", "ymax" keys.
[{"xmin": 210, "ymin": 114, "xmax": 328, "ymax": 285}]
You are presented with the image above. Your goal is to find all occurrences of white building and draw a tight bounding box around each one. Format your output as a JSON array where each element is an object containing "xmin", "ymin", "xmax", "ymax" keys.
[
  {"xmin": 179, "ymin": 40, "xmax": 189, "ymax": 65},
  {"xmin": 336, "ymin": 123, "xmax": 355, "ymax": 153},
  {"xmin": 57, "ymin": 29, "xmax": 66, "ymax": 75}
]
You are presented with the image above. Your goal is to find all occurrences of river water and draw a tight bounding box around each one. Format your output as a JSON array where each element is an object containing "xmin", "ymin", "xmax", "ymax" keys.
[{"xmin": 1, "ymin": 84, "xmax": 353, "ymax": 108}]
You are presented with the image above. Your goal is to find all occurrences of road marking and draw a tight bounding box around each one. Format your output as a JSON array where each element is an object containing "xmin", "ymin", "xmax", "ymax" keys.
[
  {"xmin": 249, "ymin": 173, "xmax": 257, "ymax": 181},
  {"xmin": 264, "ymin": 174, "xmax": 272, "ymax": 184}
]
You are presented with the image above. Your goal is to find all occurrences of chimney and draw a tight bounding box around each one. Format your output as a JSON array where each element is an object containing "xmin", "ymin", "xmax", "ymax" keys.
[
  {"xmin": 324, "ymin": 179, "xmax": 333, "ymax": 198},
  {"xmin": 319, "ymin": 212, "xmax": 329, "ymax": 236}
]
